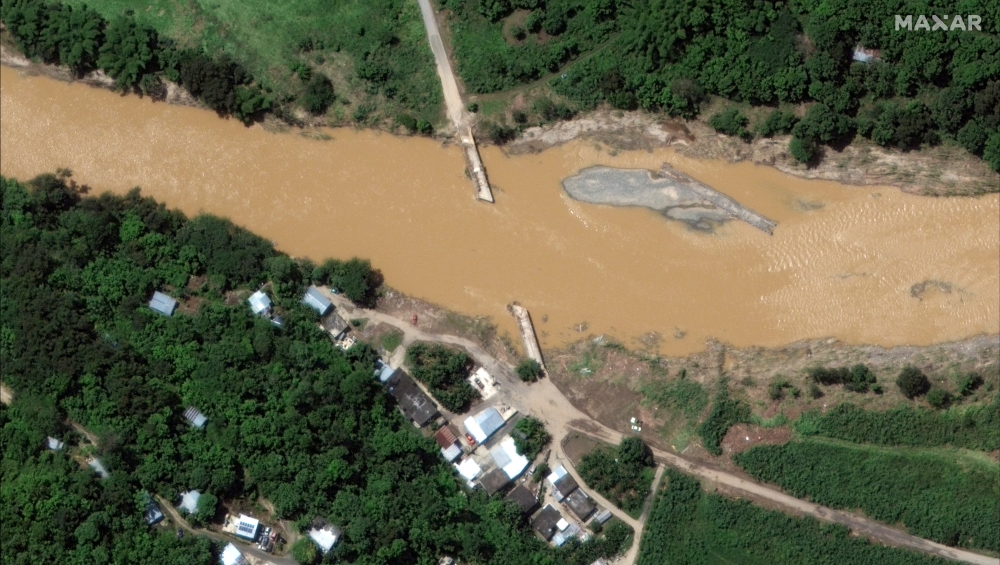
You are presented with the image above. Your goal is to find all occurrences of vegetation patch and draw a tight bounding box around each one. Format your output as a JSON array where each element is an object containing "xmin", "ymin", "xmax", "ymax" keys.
[
  {"xmin": 405, "ymin": 342, "xmax": 479, "ymax": 412},
  {"xmin": 734, "ymin": 439, "xmax": 1000, "ymax": 551},
  {"xmin": 696, "ymin": 384, "xmax": 750, "ymax": 455},
  {"xmin": 0, "ymin": 173, "xmax": 634, "ymax": 565},
  {"xmin": 794, "ymin": 397, "xmax": 1000, "ymax": 452},
  {"xmin": 637, "ymin": 469, "xmax": 954, "ymax": 565},
  {"xmin": 578, "ymin": 437, "xmax": 655, "ymax": 518},
  {"xmin": 512, "ymin": 416, "xmax": 550, "ymax": 460}
]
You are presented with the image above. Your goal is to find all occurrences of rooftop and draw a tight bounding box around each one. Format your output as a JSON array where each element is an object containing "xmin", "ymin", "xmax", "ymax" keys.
[
  {"xmin": 149, "ymin": 291, "xmax": 178, "ymax": 316},
  {"xmin": 184, "ymin": 406, "xmax": 207, "ymax": 429},
  {"xmin": 434, "ymin": 426, "xmax": 459, "ymax": 449},
  {"xmin": 220, "ymin": 543, "xmax": 247, "ymax": 565},
  {"xmin": 478, "ymin": 467, "xmax": 510, "ymax": 495},
  {"xmin": 302, "ymin": 286, "xmax": 332, "ymax": 316},
  {"xmin": 490, "ymin": 436, "xmax": 529, "ymax": 479},
  {"xmin": 455, "ymin": 458, "xmax": 482, "ymax": 482},
  {"xmin": 179, "ymin": 490, "xmax": 201, "ymax": 515},
  {"xmin": 463, "ymin": 406, "xmax": 506, "ymax": 444},
  {"xmin": 531, "ymin": 505, "xmax": 563, "ymax": 541},
  {"xmin": 564, "ymin": 489, "xmax": 596, "ymax": 521},
  {"xmin": 144, "ymin": 501, "xmax": 165, "ymax": 526},
  {"xmin": 552, "ymin": 474, "xmax": 579, "ymax": 500},
  {"xmin": 440, "ymin": 443, "xmax": 462, "ymax": 462},
  {"xmin": 386, "ymin": 370, "xmax": 438, "ymax": 427},
  {"xmin": 248, "ymin": 291, "xmax": 272, "ymax": 315},
  {"xmin": 504, "ymin": 485, "xmax": 539, "ymax": 515},
  {"xmin": 234, "ymin": 514, "xmax": 259, "ymax": 540},
  {"xmin": 308, "ymin": 525, "xmax": 341, "ymax": 553}
]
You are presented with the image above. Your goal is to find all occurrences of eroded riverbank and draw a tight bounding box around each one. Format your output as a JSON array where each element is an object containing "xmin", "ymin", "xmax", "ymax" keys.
[{"xmin": 2, "ymin": 66, "xmax": 998, "ymax": 356}]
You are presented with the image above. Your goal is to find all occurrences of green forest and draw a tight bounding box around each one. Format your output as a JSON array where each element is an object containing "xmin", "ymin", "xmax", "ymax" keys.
[
  {"xmin": 733, "ymin": 439, "xmax": 1000, "ymax": 551},
  {"xmin": 636, "ymin": 469, "xmax": 953, "ymax": 565},
  {"xmin": 443, "ymin": 0, "xmax": 1000, "ymax": 170},
  {"xmin": 1, "ymin": 0, "xmax": 442, "ymax": 125},
  {"xmin": 0, "ymin": 173, "xmax": 631, "ymax": 565}
]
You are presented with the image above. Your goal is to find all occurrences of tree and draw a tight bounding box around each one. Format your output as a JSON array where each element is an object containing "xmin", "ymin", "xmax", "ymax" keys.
[
  {"xmin": 97, "ymin": 17, "xmax": 157, "ymax": 91},
  {"xmin": 708, "ymin": 108, "xmax": 750, "ymax": 140},
  {"xmin": 302, "ymin": 74, "xmax": 335, "ymax": 115},
  {"xmin": 329, "ymin": 258, "xmax": 381, "ymax": 307},
  {"xmin": 789, "ymin": 136, "xmax": 817, "ymax": 163},
  {"xmin": 291, "ymin": 538, "xmax": 318, "ymax": 564},
  {"xmin": 792, "ymin": 104, "xmax": 851, "ymax": 144},
  {"xmin": 757, "ymin": 110, "xmax": 798, "ymax": 137},
  {"xmin": 512, "ymin": 417, "xmax": 550, "ymax": 459},
  {"xmin": 516, "ymin": 358, "xmax": 543, "ymax": 382},
  {"xmin": 896, "ymin": 366, "xmax": 930, "ymax": 399}
]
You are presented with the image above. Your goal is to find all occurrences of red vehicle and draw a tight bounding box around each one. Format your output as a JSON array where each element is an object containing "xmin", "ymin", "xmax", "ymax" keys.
[{"xmin": 465, "ymin": 433, "xmax": 477, "ymax": 446}]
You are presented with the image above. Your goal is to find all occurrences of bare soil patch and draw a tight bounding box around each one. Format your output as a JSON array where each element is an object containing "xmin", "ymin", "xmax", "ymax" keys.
[
  {"xmin": 720, "ymin": 424, "xmax": 793, "ymax": 456},
  {"xmin": 562, "ymin": 432, "xmax": 607, "ymax": 466},
  {"xmin": 376, "ymin": 287, "xmax": 520, "ymax": 365}
]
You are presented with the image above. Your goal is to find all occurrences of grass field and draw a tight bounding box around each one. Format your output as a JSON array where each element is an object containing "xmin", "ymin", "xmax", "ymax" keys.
[{"xmin": 63, "ymin": 0, "xmax": 442, "ymax": 123}]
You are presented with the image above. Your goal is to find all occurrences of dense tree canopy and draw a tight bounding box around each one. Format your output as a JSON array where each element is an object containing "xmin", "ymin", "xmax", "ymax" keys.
[
  {"xmin": 405, "ymin": 342, "xmax": 479, "ymax": 412},
  {"xmin": 0, "ymin": 173, "xmax": 631, "ymax": 565},
  {"xmin": 578, "ymin": 437, "xmax": 655, "ymax": 516}
]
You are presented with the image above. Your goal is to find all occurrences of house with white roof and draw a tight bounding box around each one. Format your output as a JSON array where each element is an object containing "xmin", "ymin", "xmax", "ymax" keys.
[
  {"xmin": 149, "ymin": 291, "xmax": 178, "ymax": 317},
  {"xmin": 45, "ymin": 436, "xmax": 64, "ymax": 451},
  {"xmin": 234, "ymin": 514, "xmax": 260, "ymax": 541},
  {"xmin": 463, "ymin": 406, "xmax": 506, "ymax": 444},
  {"xmin": 248, "ymin": 291, "xmax": 272, "ymax": 316},
  {"xmin": 490, "ymin": 436, "xmax": 529, "ymax": 479},
  {"xmin": 302, "ymin": 286, "xmax": 333, "ymax": 315},
  {"xmin": 179, "ymin": 490, "xmax": 201, "ymax": 515},
  {"xmin": 220, "ymin": 543, "xmax": 247, "ymax": 565},
  {"xmin": 454, "ymin": 458, "xmax": 483, "ymax": 484},
  {"xmin": 307, "ymin": 524, "xmax": 341, "ymax": 553}
]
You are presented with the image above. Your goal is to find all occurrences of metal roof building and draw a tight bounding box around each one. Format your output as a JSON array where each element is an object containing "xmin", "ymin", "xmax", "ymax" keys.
[
  {"xmin": 179, "ymin": 490, "xmax": 201, "ymax": 515},
  {"xmin": 308, "ymin": 525, "xmax": 341, "ymax": 553},
  {"xmin": 248, "ymin": 291, "xmax": 272, "ymax": 316},
  {"xmin": 385, "ymin": 369, "xmax": 438, "ymax": 427},
  {"xmin": 234, "ymin": 514, "xmax": 260, "ymax": 540},
  {"xmin": 490, "ymin": 436, "xmax": 529, "ymax": 479},
  {"xmin": 302, "ymin": 286, "xmax": 332, "ymax": 316},
  {"xmin": 45, "ymin": 436, "xmax": 64, "ymax": 451},
  {"xmin": 220, "ymin": 543, "xmax": 247, "ymax": 565},
  {"xmin": 455, "ymin": 458, "xmax": 482, "ymax": 483},
  {"xmin": 546, "ymin": 466, "xmax": 579, "ymax": 501},
  {"xmin": 463, "ymin": 406, "xmax": 506, "ymax": 444},
  {"xmin": 184, "ymin": 407, "xmax": 207, "ymax": 429},
  {"xmin": 149, "ymin": 291, "xmax": 178, "ymax": 316},
  {"xmin": 144, "ymin": 500, "xmax": 165, "ymax": 526},
  {"xmin": 88, "ymin": 458, "xmax": 109, "ymax": 479}
]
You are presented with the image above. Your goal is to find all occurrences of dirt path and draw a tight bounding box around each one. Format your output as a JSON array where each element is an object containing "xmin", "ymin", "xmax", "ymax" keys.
[
  {"xmin": 328, "ymin": 292, "xmax": 998, "ymax": 565},
  {"xmin": 615, "ymin": 464, "xmax": 666, "ymax": 565},
  {"xmin": 155, "ymin": 495, "xmax": 295, "ymax": 565}
]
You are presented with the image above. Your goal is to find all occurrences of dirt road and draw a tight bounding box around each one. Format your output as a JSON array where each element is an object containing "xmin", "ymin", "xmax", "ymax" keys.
[
  {"xmin": 155, "ymin": 495, "xmax": 295, "ymax": 565},
  {"xmin": 329, "ymin": 292, "xmax": 999, "ymax": 565},
  {"xmin": 416, "ymin": 0, "xmax": 467, "ymax": 130},
  {"xmin": 615, "ymin": 464, "xmax": 665, "ymax": 565}
]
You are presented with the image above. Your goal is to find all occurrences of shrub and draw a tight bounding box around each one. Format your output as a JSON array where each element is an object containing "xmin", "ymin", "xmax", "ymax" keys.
[
  {"xmin": 291, "ymin": 538, "xmax": 318, "ymax": 564},
  {"xmin": 416, "ymin": 119, "xmax": 434, "ymax": 135},
  {"xmin": 757, "ymin": 109, "xmax": 798, "ymax": 137},
  {"xmin": 467, "ymin": 102, "xmax": 479, "ymax": 113},
  {"xmin": 405, "ymin": 343, "xmax": 478, "ymax": 412},
  {"xmin": 926, "ymin": 388, "xmax": 951, "ymax": 409},
  {"xmin": 789, "ymin": 136, "xmax": 817, "ymax": 163},
  {"xmin": 958, "ymin": 373, "xmax": 984, "ymax": 396},
  {"xmin": 397, "ymin": 113, "xmax": 418, "ymax": 132},
  {"xmin": 532, "ymin": 462, "xmax": 550, "ymax": 483},
  {"xmin": 708, "ymin": 107, "xmax": 750, "ymax": 140},
  {"xmin": 579, "ymin": 437, "xmax": 655, "ymax": 516},
  {"xmin": 302, "ymin": 74, "xmax": 335, "ymax": 114},
  {"xmin": 897, "ymin": 366, "xmax": 931, "ymax": 399},
  {"xmin": 516, "ymin": 358, "xmax": 543, "ymax": 382}
]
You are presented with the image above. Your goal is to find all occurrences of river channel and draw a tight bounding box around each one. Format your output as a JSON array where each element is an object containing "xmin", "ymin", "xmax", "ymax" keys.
[{"xmin": 2, "ymin": 66, "xmax": 997, "ymax": 355}]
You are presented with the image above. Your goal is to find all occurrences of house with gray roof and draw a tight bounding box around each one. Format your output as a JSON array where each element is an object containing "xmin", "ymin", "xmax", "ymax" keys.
[
  {"xmin": 564, "ymin": 489, "xmax": 596, "ymax": 522},
  {"xmin": 149, "ymin": 291, "xmax": 178, "ymax": 317},
  {"xmin": 302, "ymin": 286, "xmax": 332, "ymax": 316},
  {"xmin": 463, "ymin": 406, "xmax": 506, "ymax": 444},
  {"xmin": 248, "ymin": 291, "xmax": 272, "ymax": 316},
  {"xmin": 531, "ymin": 505, "xmax": 563, "ymax": 541},
  {"xmin": 478, "ymin": 468, "xmax": 510, "ymax": 496},
  {"xmin": 504, "ymin": 485, "xmax": 539, "ymax": 515}
]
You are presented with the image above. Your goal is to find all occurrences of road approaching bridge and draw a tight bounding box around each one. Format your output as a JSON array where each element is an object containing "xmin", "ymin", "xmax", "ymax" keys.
[{"xmin": 415, "ymin": 0, "xmax": 494, "ymax": 202}]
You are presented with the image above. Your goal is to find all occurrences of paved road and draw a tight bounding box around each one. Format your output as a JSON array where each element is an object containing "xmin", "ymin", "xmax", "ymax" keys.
[
  {"xmin": 330, "ymin": 292, "xmax": 1000, "ymax": 565},
  {"xmin": 415, "ymin": 0, "xmax": 466, "ymax": 130}
]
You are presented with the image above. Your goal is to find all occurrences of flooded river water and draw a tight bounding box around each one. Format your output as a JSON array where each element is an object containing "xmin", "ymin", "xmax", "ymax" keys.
[{"xmin": 2, "ymin": 66, "xmax": 997, "ymax": 355}]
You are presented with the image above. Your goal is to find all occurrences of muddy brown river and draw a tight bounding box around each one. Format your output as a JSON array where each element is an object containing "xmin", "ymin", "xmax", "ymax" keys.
[{"xmin": 2, "ymin": 66, "xmax": 998, "ymax": 355}]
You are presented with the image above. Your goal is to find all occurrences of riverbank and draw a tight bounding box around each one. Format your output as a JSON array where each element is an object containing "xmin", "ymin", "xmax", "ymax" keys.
[{"xmin": 505, "ymin": 108, "xmax": 999, "ymax": 197}]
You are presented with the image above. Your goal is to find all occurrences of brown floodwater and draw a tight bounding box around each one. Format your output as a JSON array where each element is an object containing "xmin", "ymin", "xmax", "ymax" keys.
[{"xmin": 2, "ymin": 66, "xmax": 998, "ymax": 355}]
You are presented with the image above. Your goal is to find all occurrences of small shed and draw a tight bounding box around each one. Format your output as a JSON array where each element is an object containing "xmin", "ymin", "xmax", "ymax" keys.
[
  {"xmin": 307, "ymin": 524, "xmax": 341, "ymax": 553},
  {"xmin": 454, "ymin": 458, "xmax": 482, "ymax": 482},
  {"xmin": 302, "ymin": 286, "xmax": 332, "ymax": 316},
  {"xmin": 88, "ymin": 458, "xmax": 109, "ymax": 479},
  {"xmin": 436, "ymin": 426, "xmax": 462, "ymax": 462},
  {"xmin": 179, "ymin": 490, "xmax": 201, "ymax": 515},
  {"xmin": 479, "ymin": 468, "xmax": 510, "ymax": 496},
  {"xmin": 45, "ymin": 437, "xmax": 65, "ymax": 451},
  {"xmin": 183, "ymin": 407, "xmax": 207, "ymax": 429},
  {"xmin": 463, "ymin": 406, "xmax": 506, "ymax": 444},
  {"xmin": 592, "ymin": 508, "xmax": 613, "ymax": 525},
  {"xmin": 220, "ymin": 543, "xmax": 248, "ymax": 565},
  {"xmin": 149, "ymin": 291, "xmax": 178, "ymax": 317},
  {"xmin": 505, "ymin": 485, "xmax": 539, "ymax": 515},
  {"xmin": 564, "ymin": 489, "xmax": 596, "ymax": 521},
  {"xmin": 248, "ymin": 291, "xmax": 272, "ymax": 316},
  {"xmin": 234, "ymin": 514, "xmax": 260, "ymax": 540},
  {"xmin": 531, "ymin": 505, "xmax": 563, "ymax": 541},
  {"xmin": 322, "ymin": 311, "xmax": 349, "ymax": 339}
]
